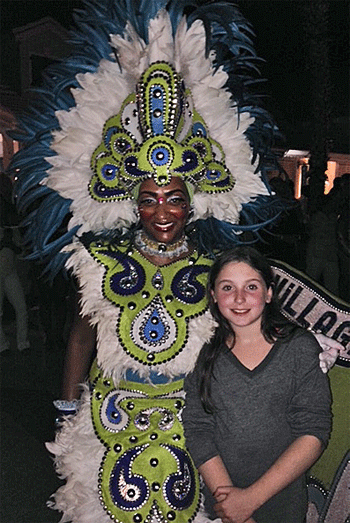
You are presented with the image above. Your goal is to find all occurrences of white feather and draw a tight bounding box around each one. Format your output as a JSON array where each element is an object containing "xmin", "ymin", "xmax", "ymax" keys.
[
  {"xmin": 45, "ymin": 10, "xmax": 269, "ymax": 239},
  {"xmin": 65, "ymin": 241, "xmax": 217, "ymax": 382},
  {"xmin": 147, "ymin": 9, "xmax": 175, "ymax": 64},
  {"xmin": 44, "ymin": 10, "xmax": 273, "ymax": 523},
  {"xmin": 47, "ymin": 385, "xmax": 217, "ymax": 522}
]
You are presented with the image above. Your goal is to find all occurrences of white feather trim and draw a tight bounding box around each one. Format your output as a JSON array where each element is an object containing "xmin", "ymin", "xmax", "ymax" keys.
[
  {"xmin": 44, "ymin": 59, "xmax": 136, "ymax": 235},
  {"xmin": 44, "ymin": 10, "xmax": 269, "ymax": 239},
  {"xmin": 147, "ymin": 9, "xmax": 175, "ymax": 64},
  {"xmin": 46, "ymin": 387, "xmax": 108, "ymax": 522},
  {"xmin": 110, "ymin": 23, "xmax": 148, "ymax": 83},
  {"xmin": 173, "ymin": 17, "xmax": 269, "ymax": 221},
  {"xmin": 65, "ymin": 241, "xmax": 217, "ymax": 382},
  {"xmin": 47, "ymin": 387, "xmax": 218, "ymax": 522}
]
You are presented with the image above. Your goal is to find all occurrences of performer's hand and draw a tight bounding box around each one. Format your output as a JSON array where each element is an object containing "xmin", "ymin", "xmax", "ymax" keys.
[
  {"xmin": 314, "ymin": 333, "xmax": 342, "ymax": 373},
  {"xmin": 213, "ymin": 486, "xmax": 256, "ymax": 523},
  {"xmin": 53, "ymin": 399, "xmax": 81, "ymax": 429}
]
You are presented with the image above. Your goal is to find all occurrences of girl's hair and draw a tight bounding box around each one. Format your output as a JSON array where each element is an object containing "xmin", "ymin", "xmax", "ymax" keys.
[{"xmin": 198, "ymin": 245, "xmax": 295, "ymax": 412}]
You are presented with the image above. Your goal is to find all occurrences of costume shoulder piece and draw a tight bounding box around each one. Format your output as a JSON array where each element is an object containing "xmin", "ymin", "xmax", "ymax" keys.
[{"xmin": 11, "ymin": 0, "xmax": 284, "ymax": 277}]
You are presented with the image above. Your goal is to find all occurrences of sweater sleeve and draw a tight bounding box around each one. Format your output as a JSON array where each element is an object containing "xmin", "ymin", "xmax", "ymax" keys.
[
  {"xmin": 183, "ymin": 366, "xmax": 219, "ymax": 469},
  {"xmin": 287, "ymin": 330, "xmax": 332, "ymax": 447}
]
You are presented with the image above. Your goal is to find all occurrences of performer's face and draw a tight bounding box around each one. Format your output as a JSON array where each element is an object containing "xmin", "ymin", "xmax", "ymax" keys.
[{"xmin": 137, "ymin": 177, "xmax": 191, "ymax": 244}]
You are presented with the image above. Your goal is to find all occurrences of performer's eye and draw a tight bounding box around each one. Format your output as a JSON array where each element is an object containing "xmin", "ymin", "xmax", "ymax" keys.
[
  {"xmin": 138, "ymin": 197, "xmax": 157, "ymax": 207},
  {"xmin": 167, "ymin": 196, "xmax": 186, "ymax": 206}
]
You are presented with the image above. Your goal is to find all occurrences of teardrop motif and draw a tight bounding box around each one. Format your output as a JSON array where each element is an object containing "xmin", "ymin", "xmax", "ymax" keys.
[
  {"xmin": 131, "ymin": 296, "xmax": 176, "ymax": 352},
  {"xmin": 152, "ymin": 270, "xmax": 164, "ymax": 290}
]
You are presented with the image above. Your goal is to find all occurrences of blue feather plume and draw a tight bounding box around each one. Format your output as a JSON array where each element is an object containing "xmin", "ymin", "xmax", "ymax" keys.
[{"xmin": 10, "ymin": 0, "xmax": 285, "ymax": 278}]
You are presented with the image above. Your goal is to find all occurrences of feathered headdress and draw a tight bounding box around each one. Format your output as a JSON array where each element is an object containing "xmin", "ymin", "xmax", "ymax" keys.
[{"xmin": 10, "ymin": 0, "xmax": 283, "ymax": 275}]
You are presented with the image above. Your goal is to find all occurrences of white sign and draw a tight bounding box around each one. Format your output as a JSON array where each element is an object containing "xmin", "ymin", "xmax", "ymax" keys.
[{"xmin": 272, "ymin": 261, "xmax": 350, "ymax": 367}]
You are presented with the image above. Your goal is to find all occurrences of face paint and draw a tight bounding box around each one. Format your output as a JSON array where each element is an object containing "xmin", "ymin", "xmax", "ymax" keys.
[{"xmin": 137, "ymin": 177, "xmax": 190, "ymax": 245}]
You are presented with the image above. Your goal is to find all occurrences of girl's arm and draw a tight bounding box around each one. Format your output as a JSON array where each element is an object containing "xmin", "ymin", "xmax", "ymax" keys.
[
  {"xmin": 183, "ymin": 369, "xmax": 256, "ymax": 523},
  {"xmin": 214, "ymin": 434, "xmax": 322, "ymax": 523},
  {"xmin": 244, "ymin": 434, "xmax": 322, "ymax": 507},
  {"xmin": 199, "ymin": 457, "xmax": 256, "ymax": 523},
  {"xmin": 198, "ymin": 455, "xmax": 233, "ymax": 493}
]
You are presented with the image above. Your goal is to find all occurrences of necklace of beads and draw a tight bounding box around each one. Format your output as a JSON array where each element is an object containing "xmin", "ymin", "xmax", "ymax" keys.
[{"xmin": 134, "ymin": 230, "xmax": 189, "ymax": 259}]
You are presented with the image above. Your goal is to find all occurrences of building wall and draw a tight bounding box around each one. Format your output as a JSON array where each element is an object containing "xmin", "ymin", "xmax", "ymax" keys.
[
  {"xmin": 0, "ymin": 17, "xmax": 72, "ymax": 173},
  {"xmin": 272, "ymin": 150, "xmax": 350, "ymax": 199}
]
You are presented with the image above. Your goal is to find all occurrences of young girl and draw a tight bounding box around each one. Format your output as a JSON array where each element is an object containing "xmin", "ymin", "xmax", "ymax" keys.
[{"xmin": 183, "ymin": 246, "xmax": 332, "ymax": 523}]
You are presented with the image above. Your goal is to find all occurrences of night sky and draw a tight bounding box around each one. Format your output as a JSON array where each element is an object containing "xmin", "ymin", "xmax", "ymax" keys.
[{"xmin": 1, "ymin": 0, "xmax": 349, "ymax": 151}]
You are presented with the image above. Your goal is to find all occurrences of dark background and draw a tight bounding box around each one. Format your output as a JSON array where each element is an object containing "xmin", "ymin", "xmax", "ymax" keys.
[{"xmin": 1, "ymin": 0, "xmax": 349, "ymax": 151}]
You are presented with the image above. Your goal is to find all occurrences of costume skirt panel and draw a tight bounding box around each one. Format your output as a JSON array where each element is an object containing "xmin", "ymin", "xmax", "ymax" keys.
[{"xmin": 47, "ymin": 362, "xmax": 216, "ymax": 523}]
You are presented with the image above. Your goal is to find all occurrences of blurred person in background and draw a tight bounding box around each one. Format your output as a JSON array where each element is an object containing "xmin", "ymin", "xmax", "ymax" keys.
[{"xmin": 0, "ymin": 172, "xmax": 29, "ymax": 353}]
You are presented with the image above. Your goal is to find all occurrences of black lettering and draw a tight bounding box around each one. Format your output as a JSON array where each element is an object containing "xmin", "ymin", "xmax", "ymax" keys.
[
  {"xmin": 313, "ymin": 312, "xmax": 338, "ymax": 334},
  {"xmin": 332, "ymin": 321, "xmax": 350, "ymax": 349},
  {"xmin": 279, "ymin": 282, "xmax": 295, "ymax": 306},
  {"xmin": 275, "ymin": 276, "xmax": 289, "ymax": 295},
  {"xmin": 295, "ymin": 298, "xmax": 319, "ymax": 329},
  {"xmin": 283, "ymin": 286, "xmax": 303, "ymax": 317}
]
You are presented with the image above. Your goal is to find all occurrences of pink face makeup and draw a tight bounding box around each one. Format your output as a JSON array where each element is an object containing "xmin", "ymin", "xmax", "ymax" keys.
[{"xmin": 137, "ymin": 177, "xmax": 190, "ymax": 245}]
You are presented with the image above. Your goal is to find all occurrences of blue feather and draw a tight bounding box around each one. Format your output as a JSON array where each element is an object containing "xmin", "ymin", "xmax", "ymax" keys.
[
  {"xmin": 11, "ymin": 0, "xmax": 285, "ymax": 276},
  {"xmin": 16, "ymin": 186, "xmax": 52, "ymax": 214}
]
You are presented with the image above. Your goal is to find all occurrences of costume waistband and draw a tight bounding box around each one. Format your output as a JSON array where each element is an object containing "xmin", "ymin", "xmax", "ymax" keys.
[{"xmin": 89, "ymin": 358, "xmax": 185, "ymax": 388}]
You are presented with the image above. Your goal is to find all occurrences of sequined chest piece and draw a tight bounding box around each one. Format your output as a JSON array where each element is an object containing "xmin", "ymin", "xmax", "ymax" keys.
[{"xmin": 87, "ymin": 240, "xmax": 211, "ymax": 365}]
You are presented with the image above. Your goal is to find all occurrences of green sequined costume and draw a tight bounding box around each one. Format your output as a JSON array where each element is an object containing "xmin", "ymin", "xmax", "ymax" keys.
[{"xmin": 47, "ymin": 238, "xmax": 218, "ymax": 522}]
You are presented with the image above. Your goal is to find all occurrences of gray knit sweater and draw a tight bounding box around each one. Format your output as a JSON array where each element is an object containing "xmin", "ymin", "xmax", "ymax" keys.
[{"xmin": 183, "ymin": 328, "xmax": 332, "ymax": 523}]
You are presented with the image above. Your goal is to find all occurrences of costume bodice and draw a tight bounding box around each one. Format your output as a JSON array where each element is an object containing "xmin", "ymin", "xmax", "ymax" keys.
[{"xmin": 68, "ymin": 237, "xmax": 216, "ymax": 382}]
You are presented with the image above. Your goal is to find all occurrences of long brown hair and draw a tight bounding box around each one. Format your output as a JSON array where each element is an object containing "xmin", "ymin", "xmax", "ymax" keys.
[{"xmin": 198, "ymin": 246, "xmax": 295, "ymax": 412}]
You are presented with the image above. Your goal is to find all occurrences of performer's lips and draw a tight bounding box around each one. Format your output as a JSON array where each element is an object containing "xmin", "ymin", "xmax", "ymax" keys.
[{"xmin": 232, "ymin": 309, "xmax": 249, "ymax": 314}]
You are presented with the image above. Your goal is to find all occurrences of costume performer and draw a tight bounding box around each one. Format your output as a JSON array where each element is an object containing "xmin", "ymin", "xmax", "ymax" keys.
[{"xmin": 10, "ymin": 1, "xmax": 348, "ymax": 522}]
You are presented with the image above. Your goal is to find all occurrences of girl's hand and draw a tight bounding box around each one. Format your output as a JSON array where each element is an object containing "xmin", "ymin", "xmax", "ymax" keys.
[
  {"xmin": 319, "ymin": 347, "xmax": 339, "ymax": 373},
  {"xmin": 314, "ymin": 333, "xmax": 342, "ymax": 373},
  {"xmin": 213, "ymin": 486, "xmax": 257, "ymax": 523}
]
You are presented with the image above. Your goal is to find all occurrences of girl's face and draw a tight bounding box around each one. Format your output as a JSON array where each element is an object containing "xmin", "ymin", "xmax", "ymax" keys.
[
  {"xmin": 137, "ymin": 177, "xmax": 190, "ymax": 244},
  {"xmin": 211, "ymin": 261, "xmax": 273, "ymax": 332}
]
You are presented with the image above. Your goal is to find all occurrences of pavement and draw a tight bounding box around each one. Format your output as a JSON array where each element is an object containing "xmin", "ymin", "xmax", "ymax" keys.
[{"xmin": 1, "ymin": 315, "xmax": 65, "ymax": 523}]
